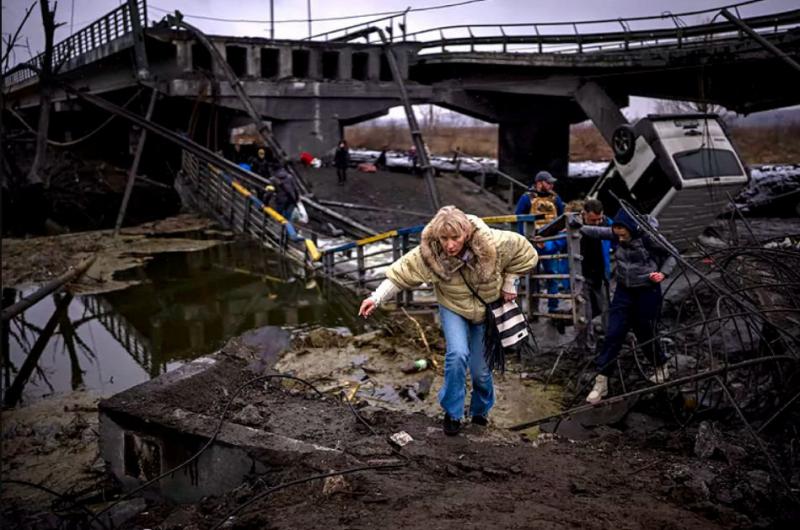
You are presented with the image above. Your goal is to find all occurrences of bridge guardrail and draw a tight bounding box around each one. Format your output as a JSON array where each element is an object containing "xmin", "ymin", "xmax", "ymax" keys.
[
  {"xmin": 180, "ymin": 151, "xmax": 322, "ymax": 267},
  {"xmin": 83, "ymin": 295, "xmax": 155, "ymax": 376},
  {"xmin": 451, "ymin": 152, "xmax": 528, "ymax": 208},
  {"xmin": 404, "ymin": 8, "xmax": 800, "ymax": 55},
  {"xmin": 320, "ymin": 213, "xmax": 585, "ymax": 325},
  {"xmin": 4, "ymin": 0, "xmax": 147, "ymax": 86}
]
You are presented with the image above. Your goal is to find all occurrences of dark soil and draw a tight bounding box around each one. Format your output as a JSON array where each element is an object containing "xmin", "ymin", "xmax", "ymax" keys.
[{"xmin": 96, "ymin": 334, "xmax": 799, "ymax": 530}]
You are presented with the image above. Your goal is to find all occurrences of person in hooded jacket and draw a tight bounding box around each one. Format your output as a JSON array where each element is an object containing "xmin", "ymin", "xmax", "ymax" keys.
[
  {"xmin": 578, "ymin": 208, "xmax": 677, "ymax": 403},
  {"xmin": 267, "ymin": 166, "xmax": 300, "ymax": 221},
  {"xmin": 358, "ymin": 206, "xmax": 537, "ymax": 436}
]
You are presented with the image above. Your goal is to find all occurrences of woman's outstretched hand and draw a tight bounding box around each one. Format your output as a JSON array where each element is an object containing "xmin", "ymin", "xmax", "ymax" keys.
[{"xmin": 359, "ymin": 298, "xmax": 377, "ymax": 318}]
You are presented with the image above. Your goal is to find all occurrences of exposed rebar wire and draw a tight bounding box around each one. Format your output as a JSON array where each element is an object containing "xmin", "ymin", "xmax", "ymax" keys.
[
  {"xmin": 509, "ymin": 355, "xmax": 797, "ymax": 431},
  {"xmin": 714, "ymin": 376, "xmax": 799, "ymax": 504}
]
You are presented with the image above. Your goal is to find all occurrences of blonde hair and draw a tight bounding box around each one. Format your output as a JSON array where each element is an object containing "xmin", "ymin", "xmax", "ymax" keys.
[
  {"xmin": 427, "ymin": 205, "xmax": 473, "ymax": 239},
  {"xmin": 565, "ymin": 200, "xmax": 584, "ymax": 213}
]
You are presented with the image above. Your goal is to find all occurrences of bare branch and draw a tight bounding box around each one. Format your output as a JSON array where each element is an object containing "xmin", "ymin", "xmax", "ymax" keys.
[{"xmin": 1, "ymin": 2, "xmax": 36, "ymax": 72}]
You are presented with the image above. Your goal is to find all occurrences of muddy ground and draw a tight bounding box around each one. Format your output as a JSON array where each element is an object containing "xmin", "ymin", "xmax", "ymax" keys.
[
  {"xmin": 300, "ymin": 166, "xmax": 512, "ymax": 232},
  {"xmin": 3, "ymin": 322, "xmax": 799, "ymax": 529},
  {"xmin": 2, "ymin": 212, "xmax": 800, "ymax": 528},
  {"xmin": 1, "ymin": 214, "xmax": 230, "ymax": 294}
]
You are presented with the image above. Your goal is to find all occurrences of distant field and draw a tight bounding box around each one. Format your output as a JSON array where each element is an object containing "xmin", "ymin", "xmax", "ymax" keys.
[{"xmin": 345, "ymin": 123, "xmax": 800, "ymax": 165}]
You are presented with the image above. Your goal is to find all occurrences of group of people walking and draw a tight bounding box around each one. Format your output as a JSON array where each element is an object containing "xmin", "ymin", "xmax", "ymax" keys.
[
  {"xmin": 230, "ymin": 145, "xmax": 301, "ymax": 222},
  {"xmin": 359, "ymin": 168, "xmax": 677, "ymax": 435},
  {"xmin": 513, "ymin": 174, "xmax": 676, "ymax": 403}
]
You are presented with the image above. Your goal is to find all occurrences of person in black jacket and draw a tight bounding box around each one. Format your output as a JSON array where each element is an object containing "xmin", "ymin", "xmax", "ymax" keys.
[
  {"xmin": 249, "ymin": 148, "xmax": 272, "ymax": 178},
  {"xmin": 334, "ymin": 140, "xmax": 350, "ymax": 185},
  {"xmin": 579, "ymin": 208, "xmax": 677, "ymax": 403},
  {"xmin": 268, "ymin": 166, "xmax": 300, "ymax": 221}
]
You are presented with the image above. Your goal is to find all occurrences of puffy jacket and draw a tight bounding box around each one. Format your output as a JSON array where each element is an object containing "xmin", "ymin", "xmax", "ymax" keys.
[
  {"xmin": 580, "ymin": 210, "xmax": 677, "ymax": 288},
  {"xmin": 269, "ymin": 168, "xmax": 300, "ymax": 212},
  {"xmin": 386, "ymin": 216, "xmax": 538, "ymax": 323}
]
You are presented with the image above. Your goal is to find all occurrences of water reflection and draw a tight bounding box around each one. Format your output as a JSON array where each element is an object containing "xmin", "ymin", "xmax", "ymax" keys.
[{"xmin": 2, "ymin": 240, "xmax": 362, "ymax": 405}]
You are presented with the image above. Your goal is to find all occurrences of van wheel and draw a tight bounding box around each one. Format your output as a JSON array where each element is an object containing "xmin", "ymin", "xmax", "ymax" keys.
[{"xmin": 611, "ymin": 124, "xmax": 636, "ymax": 165}]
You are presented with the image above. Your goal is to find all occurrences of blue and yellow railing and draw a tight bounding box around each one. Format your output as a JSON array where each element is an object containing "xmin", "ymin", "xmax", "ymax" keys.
[
  {"xmin": 321, "ymin": 214, "xmax": 540, "ymax": 255},
  {"xmin": 180, "ymin": 151, "xmax": 322, "ymax": 265},
  {"xmin": 181, "ymin": 149, "xmax": 584, "ymax": 324}
]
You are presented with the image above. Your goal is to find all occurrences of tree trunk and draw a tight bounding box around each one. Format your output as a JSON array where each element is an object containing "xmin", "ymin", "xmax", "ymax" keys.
[{"xmin": 26, "ymin": 0, "xmax": 57, "ymax": 188}]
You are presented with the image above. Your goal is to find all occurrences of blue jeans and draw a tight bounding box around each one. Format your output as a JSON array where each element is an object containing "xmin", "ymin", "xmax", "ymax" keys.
[
  {"xmin": 438, "ymin": 306, "xmax": 495, "ymax": 420},
  {"xmin": 280, "ymin": 205, "xmax": 296, "ymax": 223},
  {"xmin": 595, "ymin": 283, "xmax": 666, "ymax": 376}
]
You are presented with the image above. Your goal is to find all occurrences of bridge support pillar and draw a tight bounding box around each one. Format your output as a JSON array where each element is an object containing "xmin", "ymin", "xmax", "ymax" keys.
[
  {"xmin": 367, "ymin": 50, "xmax": 381, "ymax": 81},
  {"xmin": 272, "ymin": 118, "xmax": 342, "ymax": 159},
  {"xmin": 308, "ymin": 49, "xmax": 321, "ymax": 79},
  {"xmin": 278, "ymin": 48, "xmax": 292, "ymax": 78},
  {"xmin": 498, "ymin": 111, "xmax": 569, "ymax": 186},
  {"xmin": 337, "ymin": 49, "xmax": 352, "ymax": 81},
  {"xmin": 176, "ymin": 41, "xmax": 193, "ymax": 72},
  {"xmin": 246, "ymin": 45, "xmax": 260, "ymax": 77}
]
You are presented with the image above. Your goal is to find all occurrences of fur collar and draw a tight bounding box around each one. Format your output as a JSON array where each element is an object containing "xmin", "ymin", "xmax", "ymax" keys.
[{"xmin": 420, "ymin": 215, "xmax": 497, "ymax": 282}]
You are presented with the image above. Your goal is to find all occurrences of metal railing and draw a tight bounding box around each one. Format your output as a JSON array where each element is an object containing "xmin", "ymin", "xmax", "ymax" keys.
[
  {"xmin": 83, "ymin": 295, "xmax": 155, "ymax": 375},
  {"xmin": 306, "ymin": 10, "xmax": 410, "ymax": 43},
  {"xmin": 179, "ymin": 151, "xmax": 322, "ymax": 267},
  {"xmin": 451, "ymin": 152, "xmax": 528, "ymax": 208},
  {"xmin": 319, "ymin": 213, "xmax": 586, "ymax": 324},
  {"xmin": 405, "ymin": 8, "xmax": 800, "ymax": 55},
  {"xmin": 3, "ymin": 0, "xmax": 147, "ymax": 86}
]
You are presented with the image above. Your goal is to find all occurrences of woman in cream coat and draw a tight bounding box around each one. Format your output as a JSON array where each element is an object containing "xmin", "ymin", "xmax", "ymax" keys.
[{"xmin": 359, "ymin": 206, "xmax": 537, "ymax": 435}]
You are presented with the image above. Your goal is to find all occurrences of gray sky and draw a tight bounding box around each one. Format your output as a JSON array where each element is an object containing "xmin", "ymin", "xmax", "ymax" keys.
[
  {"xmin": 4, "ymin": 0, "xmax": 798, "ymax": 58},
  {"xmin": 3, "ymin": 0, "xmax": 798, "ymax": 117}
]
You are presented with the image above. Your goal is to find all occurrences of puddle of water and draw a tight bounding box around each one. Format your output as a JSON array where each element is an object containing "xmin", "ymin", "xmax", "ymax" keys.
[{"xmin": 2, "ymin": 240, "xmax": 364, "ymax": 406}]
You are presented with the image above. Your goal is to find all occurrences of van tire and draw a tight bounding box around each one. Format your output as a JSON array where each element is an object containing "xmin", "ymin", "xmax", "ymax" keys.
[{"xmin": 611, "ymin": 124, "xmax": 636, "ymax": 165}]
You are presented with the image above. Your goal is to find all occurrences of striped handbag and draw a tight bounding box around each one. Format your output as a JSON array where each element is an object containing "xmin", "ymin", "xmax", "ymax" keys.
[{"xmin": 459, "ymin": 270, "xmax": 536, "ymax": 372}]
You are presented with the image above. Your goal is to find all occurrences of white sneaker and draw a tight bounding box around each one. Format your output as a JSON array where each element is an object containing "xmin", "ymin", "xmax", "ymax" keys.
[
  {"xmin": 648, "ymin": 365, "xmax": 670, "ymax": 384},
  {"xmin": 586, "ymin": 375, "xmax": 608, "ymax": 404}
]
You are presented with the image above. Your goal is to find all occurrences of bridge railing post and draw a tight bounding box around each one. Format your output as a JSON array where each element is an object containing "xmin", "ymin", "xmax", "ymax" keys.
[
  {"xmin": 564, "ymin": 214, "xmax": 585, "ymax": 330},
  {"xmin": 356, "ymin": 246, "xmax": 366, "ymax": 291}
]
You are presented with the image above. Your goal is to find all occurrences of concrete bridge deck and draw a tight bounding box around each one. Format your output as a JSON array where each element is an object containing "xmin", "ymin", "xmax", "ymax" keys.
[{"xmin": 4, "ymin": 2, "xmax": 800, "ymax": 182}]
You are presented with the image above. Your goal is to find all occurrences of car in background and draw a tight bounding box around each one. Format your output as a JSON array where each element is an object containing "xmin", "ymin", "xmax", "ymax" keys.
[{"xmin": 588, "ymin": 114, "xmax": 750, "ymax": 248}]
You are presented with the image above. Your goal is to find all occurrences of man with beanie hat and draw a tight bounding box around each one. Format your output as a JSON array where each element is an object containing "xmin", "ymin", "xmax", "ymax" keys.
[{"xmin": 578, "ymin": 208, "xmax": 677, "ymax": 403}]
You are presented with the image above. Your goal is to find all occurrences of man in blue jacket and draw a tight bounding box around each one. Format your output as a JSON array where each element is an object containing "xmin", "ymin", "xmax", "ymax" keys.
[
  {"xmin": 515, "ymin": 171, "xmax": 564, "ymax": 235},
  {"xmin": 576, "ymin": 199, "xmax": 612, "ymax": 352},
  {"xmin": 579, "ymin": 208, "xmax": 677, "ymax": 403}
]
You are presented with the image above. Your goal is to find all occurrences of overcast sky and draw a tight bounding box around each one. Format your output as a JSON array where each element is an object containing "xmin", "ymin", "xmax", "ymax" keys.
[{"xmin": 3, "ymin": 0, "xmax": 798, "ymax": 117}]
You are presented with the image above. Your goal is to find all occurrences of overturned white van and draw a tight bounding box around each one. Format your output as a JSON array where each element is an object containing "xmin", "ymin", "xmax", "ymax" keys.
[{"xmin": 588, "ymin": 114, "xmax": 749, "ymax": 248}]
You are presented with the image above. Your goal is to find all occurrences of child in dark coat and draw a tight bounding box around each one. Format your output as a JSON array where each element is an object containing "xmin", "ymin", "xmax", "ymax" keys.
[{"xmin": 579, "ymin": 208, "xmax": 677, "ymax": 403}]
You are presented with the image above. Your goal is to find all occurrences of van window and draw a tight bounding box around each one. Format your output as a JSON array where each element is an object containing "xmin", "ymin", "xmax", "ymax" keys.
[
  {"xmin": 630, "ymin": 162, "xmax": 673, "ymax": 213},
  {"xmin": 673, "ymin": 149, "xmax": 743, "ymax": 179}
]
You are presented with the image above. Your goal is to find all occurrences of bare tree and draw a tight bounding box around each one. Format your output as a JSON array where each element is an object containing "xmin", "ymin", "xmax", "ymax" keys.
[
  {"xmin": 27, "ymin": 0, "xmax": 64, "ymax": 188},
  {"xmin": 1, "ymin": 3, "xmax": 37, "ymax": 72}
]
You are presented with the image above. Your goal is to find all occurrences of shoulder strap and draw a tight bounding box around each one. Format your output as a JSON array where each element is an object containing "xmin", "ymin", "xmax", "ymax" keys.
[{"xmin": 459, "ymin": 269, "xmax": 488, "ymax": 306}]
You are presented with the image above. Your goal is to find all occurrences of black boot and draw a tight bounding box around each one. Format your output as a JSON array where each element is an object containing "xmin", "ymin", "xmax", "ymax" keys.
[
  {"xmin": 471, "ymin": 415, "xmax": 488, "ymax": 426},
  {"xmin": 443, "ymin": 414, "xmax": 461, "ymax": 436}
]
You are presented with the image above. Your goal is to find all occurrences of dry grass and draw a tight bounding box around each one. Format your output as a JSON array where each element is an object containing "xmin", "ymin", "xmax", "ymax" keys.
[
  {"xmin": 345, "ymin": 123, "xmax": 497, "ymax": 158},
  {"xmin": 345, "ymin": 122, "xmax": 799, "ymax": 164},
  {"xmin": 729, "ymin": 124, "xmax": 800, "ymax": 165}
]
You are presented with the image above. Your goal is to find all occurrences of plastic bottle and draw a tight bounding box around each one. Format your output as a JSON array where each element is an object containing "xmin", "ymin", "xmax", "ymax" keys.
[{"xmin": 401, "ymin": 358, "xmax": 429, "ymax": 374}]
